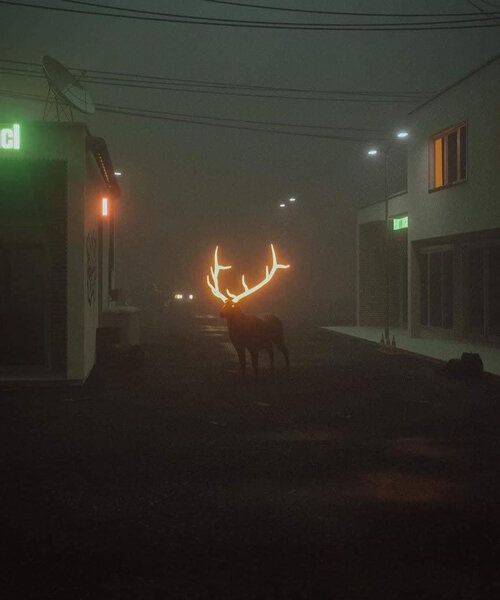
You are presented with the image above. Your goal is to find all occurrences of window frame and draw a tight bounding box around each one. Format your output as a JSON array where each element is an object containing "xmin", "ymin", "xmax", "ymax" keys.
[{"xmin": 428, "ymin": 122, "xmax": 467, "ymax": 192}]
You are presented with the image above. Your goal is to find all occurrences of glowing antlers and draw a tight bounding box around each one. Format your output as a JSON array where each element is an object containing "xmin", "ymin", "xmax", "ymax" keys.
[
  {"xmin": 228, "ymin": 244, "xmax": 290, "ymax": 303},
  {"xmin": 206, "ymin": 244, "xmax": 290, "ymax": 304},
  {"xmin": 206, "ymin": 246, "xmax": 231, "ymax": 302}
]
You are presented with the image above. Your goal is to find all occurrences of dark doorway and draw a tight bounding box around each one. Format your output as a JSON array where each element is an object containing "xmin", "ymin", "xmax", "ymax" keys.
[
  {"xmin": 490, "ymin": 246, "xmax": 500, "ymax": 339},
  {"xmin": 396, "ymin": 229, "xmax": 408, "ymax": 326},
  {"xmin": 467, "ymin": 245, "xmax": 500, "ymax": 341},
  {"xmin": 0, "ymin": 158, "xmax": 67, "ymax": 371},
  {"xmin": 0, "ymin": 245, "xmax": 46, "ymax": 365},
  {"xmin": 420, "ymin": 249, "xmax": 453, "ymax": 329},
  {"xmin": 468, "ymin": 247, "xmax": 484, "ymax": 335}
]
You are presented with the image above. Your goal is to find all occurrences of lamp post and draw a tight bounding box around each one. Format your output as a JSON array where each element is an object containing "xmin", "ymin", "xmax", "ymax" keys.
[{"xmin": 367, "ymin": 130, "xmax": 409, "ymax": 349}]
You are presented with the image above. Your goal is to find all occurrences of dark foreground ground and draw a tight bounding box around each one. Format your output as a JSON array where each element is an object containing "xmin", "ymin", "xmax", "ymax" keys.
[{"xmin": 2, "ymin": 310, "xmax": 500, "ymax": 599}]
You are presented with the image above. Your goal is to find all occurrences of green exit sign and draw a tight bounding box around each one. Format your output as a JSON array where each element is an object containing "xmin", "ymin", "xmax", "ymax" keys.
[
  {"xmin": 0, "ymin": 124, "xmax": 20, "ymax": 150},
  {"xmin": 393, "ymin": 215, "xmax": 408, "ymax": 231}
]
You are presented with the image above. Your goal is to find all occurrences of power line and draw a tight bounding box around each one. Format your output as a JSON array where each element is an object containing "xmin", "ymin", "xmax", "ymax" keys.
[
  {"xmin": 0, "ymin": 66, "xmax": 424, "ymax": 104},
  {"xmin": 0, "ymin": 58, "xmax": 433, "ymax": 97},
  {"xmin": 0, "ymin": 83, "xmax": 389, "ymax": 132},
  {"xmin": 0, "ymin": 66, "xmax": 425, "ymax": 99},
  {"xmin": 83, "ymin": 75, "xmax": 427, "ymax": 98},
  {"xmin": 0, "ymin": 90, "xmax": 386, "ymax": 143},
  {"xmin": 61, "ymin": 0, "xmax": 500, "ymax": 28},
  {"xmin": 1, "ymin": 1, "xmax": 500, "ymax": 30},
  {"xmin": 480, "ymin": 0, "xmax": 500, "ymax": 8},
  {"xmin": 467, "ymin": 0, "xmax": 500, "ymax": 24},
  {"xmin": 97, "ymin": 104, "xmax": 388, "ymax": 140},
  {"xmin": 200, "ymin": 0, "xmax": 500, "ymax": 18}
]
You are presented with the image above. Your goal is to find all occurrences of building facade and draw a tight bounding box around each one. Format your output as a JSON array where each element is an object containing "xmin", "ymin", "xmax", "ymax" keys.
[
  {"xmin": 357, "ymin": 54, "xmax": 500, "ymax": 344},
  {"xmin": 0, "ymin": 121, "xmax": 120, "ymax": 383}
]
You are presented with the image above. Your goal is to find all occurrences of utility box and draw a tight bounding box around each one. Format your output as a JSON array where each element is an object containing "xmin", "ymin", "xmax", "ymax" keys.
[{"xmin": 101, "ymin": 306, "xmax": 141, "ymax": 346}]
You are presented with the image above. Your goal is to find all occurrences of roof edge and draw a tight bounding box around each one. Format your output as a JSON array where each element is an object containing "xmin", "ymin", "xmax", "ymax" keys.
[
  {"xmin": 86, "ymin": 136, "xmax": 121, "ymax": 197},
  {"xmin": 408, "ymin": 51, "xmax": 500, "ymax": 116}
]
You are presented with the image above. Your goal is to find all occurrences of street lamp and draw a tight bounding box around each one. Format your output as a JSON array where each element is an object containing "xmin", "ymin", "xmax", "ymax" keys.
[{"xmin": 367, "ymin": 130, "xmax": 409, "ymax": 349}]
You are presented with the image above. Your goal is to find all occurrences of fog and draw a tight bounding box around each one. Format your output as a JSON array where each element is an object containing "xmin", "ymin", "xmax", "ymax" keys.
[{"xmin": 1, "ymin": 0, "xmax": 499, "ymax": 322}]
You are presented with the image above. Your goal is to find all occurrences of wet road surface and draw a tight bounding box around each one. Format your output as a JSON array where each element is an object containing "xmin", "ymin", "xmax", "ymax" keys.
[{"xmin": 1, "ymin": 312, "xmax": 500, "ymax": 599}]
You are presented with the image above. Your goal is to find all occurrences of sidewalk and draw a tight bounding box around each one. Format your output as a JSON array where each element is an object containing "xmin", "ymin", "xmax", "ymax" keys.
[{"xmin": 322, "ymin": 325, "xmax": 500, "ymax": 376}]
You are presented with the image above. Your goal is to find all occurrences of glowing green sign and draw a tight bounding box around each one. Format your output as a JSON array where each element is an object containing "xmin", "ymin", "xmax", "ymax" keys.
[
  {"xmin": 0, "ymin": 124, "xmax": 20, "ymax": 150},
  {"xmin": 393, "ymin": 215, "xmax": 408, "ymax": 231}
]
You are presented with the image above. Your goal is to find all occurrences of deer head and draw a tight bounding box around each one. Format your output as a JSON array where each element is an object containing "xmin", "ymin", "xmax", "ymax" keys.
[{"xmin": 206, "ymin": 244, "xmax": 290, "ymax": 317}]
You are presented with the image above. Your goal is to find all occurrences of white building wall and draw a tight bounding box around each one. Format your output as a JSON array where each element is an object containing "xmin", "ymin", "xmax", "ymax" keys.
[
  {"xmin": 83, "ymin": 151, "xmax": 108, "ymax": 381},
  {"xmin": 6, "ymin": 122, "xmax": 117, "ymax": 382},
  {"xmin": 357, "ymin": 192, "xmax": 409, "ymax": 226},
  {"xmin": 407, "ymin": 59, "xmax": 500, "ymax": 242},
  {"xmin": 18, "ymin": 122, "xmax": 87, "ymax": 379},
  {"xmin": 356, "ymin": 55, "xmax": 500, "ymax": 340}
]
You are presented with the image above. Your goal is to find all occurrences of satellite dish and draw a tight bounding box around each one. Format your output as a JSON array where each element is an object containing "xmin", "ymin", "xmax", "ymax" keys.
[{"xmin": 42, "ymin": 55, "xmax": 95, "ymax": 119}]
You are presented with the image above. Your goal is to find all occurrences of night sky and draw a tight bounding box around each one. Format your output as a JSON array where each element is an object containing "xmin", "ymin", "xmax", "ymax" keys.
[{"xmin": 1, "ymin": 1, "xmax": 499, "ymax": 321}]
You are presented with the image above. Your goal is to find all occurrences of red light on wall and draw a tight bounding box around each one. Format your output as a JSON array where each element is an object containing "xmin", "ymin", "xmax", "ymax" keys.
[{"xmin": 102, "ymin": 197, "xmax": 109, "ymax": 216}]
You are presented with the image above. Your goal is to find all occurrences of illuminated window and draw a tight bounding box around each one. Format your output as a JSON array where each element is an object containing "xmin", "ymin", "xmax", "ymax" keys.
[
  {"xmin": 429, "ymin": 124, "xmax": 467, "ymax": 190},
  {"xmin": 434, "ymin": 137, "xmax": 444, "ymax": 188}
]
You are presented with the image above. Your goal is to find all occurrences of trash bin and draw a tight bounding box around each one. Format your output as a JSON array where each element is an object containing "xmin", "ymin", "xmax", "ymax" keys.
[{"xmin": 100, "ymin": 306, "xmax": 141, "ymax": 346}]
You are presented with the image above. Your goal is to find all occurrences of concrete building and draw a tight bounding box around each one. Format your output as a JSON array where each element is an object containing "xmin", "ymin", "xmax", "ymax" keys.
[
  {"xmin": 357, "ymin": 53, "xmax": 500, "ymax": 345},
  {"xmin": 0, "ymin": 121, "xmax": 120, "ymax": 383}
]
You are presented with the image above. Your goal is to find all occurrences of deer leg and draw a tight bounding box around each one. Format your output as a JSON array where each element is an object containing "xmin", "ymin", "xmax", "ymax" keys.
[
  {"xmin": 236, "ymin": 346, "xmax": 246, "ymax": 378},
  {"xmin": 250, "ymin": 350, "xmax": 259, "ymax": 380},
  {"xmin": 277, "ymin": 343, "xmax": 290, "ymax": 377},
  {"xmin": 267, "ymin": 344, "xmax": 274, "ymax": 378}
]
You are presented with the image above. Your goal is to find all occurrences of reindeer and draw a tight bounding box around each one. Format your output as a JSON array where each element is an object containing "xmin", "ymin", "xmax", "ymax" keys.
[{"xmin": 206, "ymin": 245, "xmax": 290, "ymax": 379}]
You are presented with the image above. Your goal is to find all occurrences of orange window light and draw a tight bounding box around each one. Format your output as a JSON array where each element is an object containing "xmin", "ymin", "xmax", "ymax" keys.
[
  {"xmin": 434, "ymin": 138, "xmax": 444, "ymax": 188},
  {"xmin": 102, "ymin": 197, "xmax": 109, "ymax": 216}
]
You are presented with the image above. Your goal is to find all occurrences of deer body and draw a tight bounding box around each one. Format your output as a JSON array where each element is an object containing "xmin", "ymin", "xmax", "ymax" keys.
[
  {"xmin": 207, "ymin": 244, "xmax": 290, "ymax": 379},
  {"xmin": 222, "ymin": 302, "xmax": 289, "ymax": 378}
]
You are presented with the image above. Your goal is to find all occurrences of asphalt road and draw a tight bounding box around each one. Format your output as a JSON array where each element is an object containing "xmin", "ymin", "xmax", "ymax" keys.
[{"xmin": 2, "ymin": 310, "xmax": 500, "ymax": 599}]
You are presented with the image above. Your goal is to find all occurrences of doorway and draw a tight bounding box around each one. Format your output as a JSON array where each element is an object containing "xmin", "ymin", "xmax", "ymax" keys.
[
  {"xmin": 468, "ymin": 245, "xmax": 500, "ymax": 342},
  {"xmin": 0, "ymin": 244, "xmax": 47, "ymax": 365},
  {"xmin": 419, "ymin": 248, "xmax": 453, "ymax": 330}
]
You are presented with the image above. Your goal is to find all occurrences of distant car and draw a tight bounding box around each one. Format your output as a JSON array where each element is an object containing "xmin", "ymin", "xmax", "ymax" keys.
[{"xmin": 173, "ymin": 292, "xmax": 195, "ymax": 302}]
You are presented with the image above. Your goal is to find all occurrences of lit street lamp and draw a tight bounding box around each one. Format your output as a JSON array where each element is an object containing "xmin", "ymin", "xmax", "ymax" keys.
[
  {"xmin": 367, "ymin": 130, "xmax": 409, "ymax": 349},
  {"xmin": 279, "ymin": 196, "xmax": 297, "ymax": 208}
]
